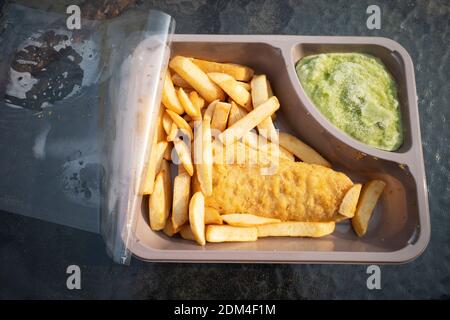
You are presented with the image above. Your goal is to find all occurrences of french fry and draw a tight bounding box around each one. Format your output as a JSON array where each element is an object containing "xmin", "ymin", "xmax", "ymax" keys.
[
  {"xmin": 279, "ymin": 146, "xmax": 295, "ymax": 161},
  {"xmin": 172, "ymin": 72, "xmax": 193, "ymax": 89},
  {"xmin": 221, "ymin": 213, "xmax": 280, "ymax": 227},
  {"xmin": 160, "ymin": 159, "xmax": 172, "ymax": 215},
  {"xmin": 172, "ymin": 172, "xmax": 191, "ymax": 230},
  {"xmin": 203, "ymin": 100, "xmax": 218, "ymax": 122},
  {"xmin": 179, "ymin": 225, "xmax": 195, "ymax": 241},
  {"xmin": 352, "ymin": 180, "xmax": 386, "ymax": 237},
  {"xmin": 211, "ymin": 102, "xmax": 231, "ymax": 132},
  {"xmin": 194, "ymin": 120, "xmax": 213, "ymax": 195},
  {"xmin": 335, "ymin": 214, "xmax": 350, "ymax": 223},
  {"xmin": 251, "ymin": 75, "xmax": 271, "ymax": 106},
  {"xmin": 192, "ymin": 58, "xmax": 254, "ymax": 81},
  {"xmin": 250, "ymin": 74, "xmax": 279, "ymax": 143},
  {"xmin": 155, "ymin": 106, "xmax": 167, "ymax": 142},
  {"xmin": 246, "ymin": 95, "xmax": 253, "ymax": 111},
  {"xmin": 211, "ymin": 140, "xmax": 224, "ymax": 164},
  {"xmin": 278, "ymin": 132, "xmax": 331, "ymax": 167},
  {"xmin": 204, "ymin": 207, "xmax": 223, "ymax": 225},
  {"xmin": 162, "ymin": 71, "xmax": 184, "ymax": 114},
  {"xmin": 162, "ymin": 112, "xmax": 173, "ymax": 135},
  {"xmin": 149, "ymin": 171, "xmax": 169, "ymax": 230},
  {"xmin": 257, "ymin": 221, "xmax": 336, "ymax": 238},
  {"xmin": 219, "ymin": 96, "xmax": 280, "ymax": 145},
  {"xmin": 189, "ymin": 91, "xmax": 206, "ymax": 112},
  {"xmin": 241, "ymin": 131, "xmax": 293, "ymax": 161},
  {"xmin": 258, "ymin": 117, "xmax": 279, "ymax": 144},
  {"xmin": 166, "ymin": 122, "xmax": 178, "ymax": 142},
  {"xmin": 169, "ymin": 56, "xmax": 225, "ymax": 102},
  {"xmin": 208, "ymin": 72, "xmax": 251, "ymax": 109},
  {"xmin": 166, "ymin": 109, "xmax": 193, "ymax": 140},
  {"xmin": 206, "ymin": 225, "xmax": 257, "ymax": 242},
  {"xmin": 339, "ymin": 184, "xmax": 362, "ymax": 218},
  {"xmin": 237, "ymin": 81, "xmax": 251, "ymax": 91},
  {"xmin": 177, "ymin": 87, "xmax": 193, "ymax": 94},
  {"xmin": 139, "ymin": 105, "xmax": 166, "ymax": 194},
  {"xmin": 267, "ymin": 79, "xmax": 276, "ymax": 121},
  {"xmin": 140, "ymin": 141, "xmax": 168, "ymax": 194},
  {"xmin": 173, "ymin": 138, "xmax": 194, "ymax": 176},
  {"xmin": 163, "ymin": 217, "xmax": 178, "ymax": 237},
  {"xmin": 227, "ymin": 101, "xmax": 248, "ymax": 127},
  {"xmin": 191, "ymin": 170, "xmax": 202, "ymax": 193},
  {"xmin": 178, "ymin": 163, "xmax": 187, "ymax": 175},
  {"xmin": 212, "ymin": 140, "xmax": 236, "ymax": 164},
  {"xmin": 177, "ymin": 87, "xmax": 201, "ymax": 119},
  {"xmin": 213, "ymin": 141, "xmax": 271, "ymax": 166},
  {"xmin": 234, "ymin": 141, "xmax": 258, "ymax": 165},
  {"xmin": 189, "ymin": 192, "xmax": 206, "ymax": 245}
]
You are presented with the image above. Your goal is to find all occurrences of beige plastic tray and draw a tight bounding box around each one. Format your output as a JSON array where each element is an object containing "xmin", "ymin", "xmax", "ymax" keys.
[{"xmin": 131, "ymin": 35, "xmax": 430, "ymax": 264}]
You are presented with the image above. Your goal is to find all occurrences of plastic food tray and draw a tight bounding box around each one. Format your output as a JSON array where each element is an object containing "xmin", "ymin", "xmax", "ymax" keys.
[{"xmin": 129, "ymin": 35, "xmax": 430, "ymax": 263}]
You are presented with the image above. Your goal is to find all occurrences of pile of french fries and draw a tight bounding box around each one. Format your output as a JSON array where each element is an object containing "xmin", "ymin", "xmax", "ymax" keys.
[{"xmin": 140, "ymin": 56, "xmax": 386, "ymax": 245}]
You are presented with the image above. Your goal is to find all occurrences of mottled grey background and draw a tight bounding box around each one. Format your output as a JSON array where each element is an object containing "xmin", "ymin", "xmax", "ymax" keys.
[{"xmin": 0, "ymin": 0, "xmax": 449, "ymax": 299}]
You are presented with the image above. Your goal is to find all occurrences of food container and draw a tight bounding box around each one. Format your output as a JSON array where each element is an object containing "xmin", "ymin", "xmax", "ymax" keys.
[
  {"xmin": 0, "ymin": 5, "xmax": 429, "ymax": 264},
  {"xmin": 129, "ymin": 35, "xmax": 430, "ymax": 264}
]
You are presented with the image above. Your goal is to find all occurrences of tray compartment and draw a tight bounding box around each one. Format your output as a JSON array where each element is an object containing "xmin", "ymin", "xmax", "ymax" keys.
[{"xmin": 290, "ymin": 42, "xmax": 413, "ymax": 154}]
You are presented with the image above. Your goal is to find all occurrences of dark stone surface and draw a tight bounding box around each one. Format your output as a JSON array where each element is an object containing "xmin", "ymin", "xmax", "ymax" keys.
[{"xmin": 0, "ymin": 0, "xmax": 449, "ymax": 299}]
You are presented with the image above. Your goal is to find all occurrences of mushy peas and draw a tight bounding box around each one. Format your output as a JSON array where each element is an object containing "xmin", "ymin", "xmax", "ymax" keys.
[{"xmin": 296, "ymin": 53, "xmax": 403, "ymax": 151}]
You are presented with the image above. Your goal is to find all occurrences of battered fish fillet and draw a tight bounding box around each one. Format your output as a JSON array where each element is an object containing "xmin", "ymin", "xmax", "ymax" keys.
[{"xmin": 205, "ymin": 162, "xmax": 353, "ymax": 222}]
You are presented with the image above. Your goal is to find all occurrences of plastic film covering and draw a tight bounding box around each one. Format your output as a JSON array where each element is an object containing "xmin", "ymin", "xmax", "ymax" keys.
[{"xmin": 0, "ymin": 4, "xmax": 174, "ymax": 264}]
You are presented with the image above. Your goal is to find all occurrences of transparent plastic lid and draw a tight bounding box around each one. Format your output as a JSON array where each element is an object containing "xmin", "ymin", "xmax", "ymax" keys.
[{"xmin": 0, "ymin": 4, "xmax": 174, "ymax": 264}]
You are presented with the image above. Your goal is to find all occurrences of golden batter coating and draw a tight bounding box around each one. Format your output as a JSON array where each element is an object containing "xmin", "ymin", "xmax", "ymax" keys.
[{"xmin": 205, "ymin": 162, "xmax": 353, "ymax": 222}]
